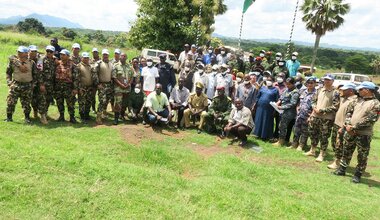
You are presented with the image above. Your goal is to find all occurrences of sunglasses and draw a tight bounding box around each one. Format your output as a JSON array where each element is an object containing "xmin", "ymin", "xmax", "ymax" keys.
[{"xmin": 46, "ymin": 50, "xmax": 54, "ymax": 53}]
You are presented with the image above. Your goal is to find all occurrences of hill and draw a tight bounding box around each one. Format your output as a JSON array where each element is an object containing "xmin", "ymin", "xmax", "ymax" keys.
[{"xmin": 0, "ymin": 13, "xmax": 83, "ymax": 28}]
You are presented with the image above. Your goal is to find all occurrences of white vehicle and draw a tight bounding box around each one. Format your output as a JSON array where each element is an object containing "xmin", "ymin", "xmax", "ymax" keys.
[
  {"xmin": 141, "ymin": 48, "xmax": 179, "ymax": 71},
  {"xmin": 330, "ymin": 73, "xmax": 371, "ymax": 87}
]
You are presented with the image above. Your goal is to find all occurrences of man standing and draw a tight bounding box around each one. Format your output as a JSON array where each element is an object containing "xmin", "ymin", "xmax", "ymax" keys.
[
  {"xmin": 216, "ymin": 47, "xmax": 228, "ymax": 65},
  {"xmin": 334, "ymin": 82, "xmax": 380, "ymax": 183},
  {"xmin": 272, "ymin": 59, "xmax": 288, "ymax": 78},
  {"xmin": 206, "ymin": 64, "xmax": 219, "ymax": 100},
  {"xmin": 224, "ymin": 99, "xmax": 254, "ymax": 146},
  {"xmin": 235, "ymin": 74, "xmax": 257, "ymax": 110},
  {"xmin": 146, "ymin": 84, "xmax": 172, "ymax": 126},
  {"xmin": 50, "ymin": 37, "xmax": 62, "ymax": 60},
  {"xmin": 5, "ymin": 46, "xmax": 40, "ymax": 123},
  {"xmin": 93, "ymin": 49, "xmax": 114, "ymax": 124},
  {"xmin": 192, "ymin": 63, "xmax": 208, "ymax": 93},
  {"xmin": 54, "ymin": 49, "xmax": 79, "ymax": 123},
  {"xmin": 286, "ymin": 52, "xmax": 301, "ymax": 77},
  {"xmin": 90, "ymin": 48, "xmax": 100, "ymax": 113},
  {"xmin": 183, "ymin": 82, "xmax": 209, "ymax": 131},
  {"xmin": 327, "ymin": 82, "xmax": 358, "ymax": 169},
  {"xmin": 156, "ymin": 54, "xmax": 176, "ymax": 97},
  {"xmin": 71, "ymin": 43, "xmax": 81, "ymax": 65},
  {"xmin": 215, "ymin": 64, "xmax": 234, "ymax": 98},
  {"xmin": 111, "ymin": 49, "xmax": 121, "ymax": 64},
  {"xmin": 169, "ymin": 77, "xmax": 190, "ymax": 129},
  {"xmin": 305, "ymin": 74, "xmax": 340, "ymax": 162},
  {"xmin": 178, "ymin": 44, "xmax": 190, "ymax": 69},
  {"xmin": 203, "ymin": 46, "xmax": 216, "ymax": 65},
  {"xmin": 28, "ymin": 45, "xmax": 42, "ymax": 119},
  {"xmin": 141, "ymin": 58, "xmax": 159, "ymax": 96},
  {"xmin": 112, "ymin": 53, "xmax": 134, "ymax": 125}
]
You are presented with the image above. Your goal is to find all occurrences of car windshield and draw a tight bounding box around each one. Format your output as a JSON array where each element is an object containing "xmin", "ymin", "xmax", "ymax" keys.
[{"xmin": 354, "ymin": 75, "xmax": 370, "ymax": 82}]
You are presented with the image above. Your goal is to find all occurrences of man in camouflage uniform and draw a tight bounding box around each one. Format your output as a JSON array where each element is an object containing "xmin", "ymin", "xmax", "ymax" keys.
[
  {"xmin": 93, "ymin": 49, "xmax": 114, "ymax": 124},
  {"xmin": 112, "ymin": 53, "xmax": 134, "ymax": 125},
  {"xmin": 327, "ymin": 83, "xmax": 357, "ymax": 169},
  {"xmin": 304, "ymin": 74, "xmax": 340, "ymax": 162},
  {"xmin": 5, "ymin": 46, "xmax": 40, "ymax": 123},
  {"xmin": 71, "ymin": 43, "xmax": 81, "ymax": 65},
  {"xmin": 292, "ymin": 77, "xmax": 316, "ymax": 151},
  {"xmin": 274, "ymin": 77, "xmax": 300, "ymax": 146},
  {"xmin": 54, "ymin": 49, "xmax": 79, "ymax": 123},
  {"xmin": 334, "ymin": 81, "xmax": 380, "ymax": 183},
  {"xmin": 77, "ymin": 52, "xmax": 96, "ymax": 123},
  {"xmin": 111, "ymin": 49, "xmax": 121, "ymax": 64},
  {"xmin": 272, "ymin": 58, "xmax": 288, "ymax": 78},
  {"xmin": 90, "ymin": 48, "xmax": 101, "ymax": 113},
  {"xmin": 199, "ymin": 86, "xmax": 232, "ymax": 136},
  {"xmin": 28, "ymin": 45, "xmax": 42, "ymax": 119}
]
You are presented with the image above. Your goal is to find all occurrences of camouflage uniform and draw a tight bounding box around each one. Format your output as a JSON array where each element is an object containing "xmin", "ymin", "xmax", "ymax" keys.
[
  {"xmin": 272, "ymin": 65, "xmax": 288, "ymax": 78},
  {"xmin": 77, "ymin": 61, "xmax": 96, "ymax": 120},
  {"xmin": 30, "ymin": 55, "xmax": 42, "ymax": 116},
  {"xmin": 6, "ymin": 56, "xmax": 39, "ymax": 118},
  {"xmin": 339, "ymin": 96, "xmax": 380, "ymax": 176},
  {"xmin": 70, "ymin": 55, "xmax": 82, "ymax": 65},
  {"xmin": 54, "ymin": 60, "xmax": 79, "ymax": 117},
  {"xmin": 278, "ymin": 88, "xmax": 300, "ymax": 141},
  {"xmin": 112, "ymin": 62, "xmax": 134, "ymax": 113},
  {"xmin": 90, "ymin": 58, "xmax": 100, "ymax": 112},
  {"xmin": 199, "ymin": 94, "xmax": 232, "ymax": 132},
  {"xmin": 93, "ymin": 60, "xmax": 114, "ymax": 117},
  {"xmin": 36, "ymin": 56, "xmax": 56, "ymax": 115},
  {"xmin": 293, "ymin": 88, "xmax": 316, "ymax": 146}
]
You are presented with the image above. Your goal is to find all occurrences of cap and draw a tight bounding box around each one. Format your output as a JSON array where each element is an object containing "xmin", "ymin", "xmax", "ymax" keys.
[
  {"xmin": 236, "ymin": 72, "xmax": 244, "ymax": 79},
  {"xmin": 263, "ymin": 70, "xmax": 272, "ymax": 76},
  {"xmin": 306, "ymin": 76, "xmax": 317, "ymax": 82},
  {"xmin": 45, "ymin": 45, "xmax": 55, "ymax": 52},
  {"xmin": 197, "ymin": 63, "xmax": 205, "ymax": 69},
  {"xmin": 255, "ymin": 57, "xmax": 262, "ymax": 61},
  {"xmin": 60, "ymin": 49, "xmax": 70, "ymax": 56},
  {"xmin": 216, "ymin": 86, "xmax": 225, "ymax": 90},
  {"xmin": 260, "ymin": 50, "xmax": 266, "ymax": 53},
  {"xmin": 101, "ymin": 49, "xmax": 109, "ymax": 55},
  {"xmin": 292, "ymin": 52, "xmax": 299, "ymax": 56},
  {"xmin": 195, "ymin": 82, "xmax": 204, "ymax": 89},
  {"xmin": 220, "ymin": 63, "xmax": 229, "ymax": 69},
  {"xmin": 184, "ymin": 43, "xmax": 190, "ymax": 47},
  {"xmin": 72, "ymin": 43, "xmax": 80, "ymax": 49},
  {"xmin": 17, "ymin": 46, "xmax": 29, "ymax": 53},
  {"xmin": 28, "ymin": 45, "xmax": 38, "ymax": 51},
  {"xmin": 322, "ymin": 74, "xmax": 334, "ymax": 80},
  {"xmin": 340, "ymin": 82, "xmax": 356, "ymax": 90},
  {"xmin": 191, "ymin": 44, "xmax": 197, "ymax": 48},
  {"xmin": 275, "ymin": 52, "xmax": 282, "ymax": 57},
  {"xmin": 92, "ymin": 48, "xmax": 98, "ymax": 52},
  {"xmin": 159, "ymin": 53, "xmax": 166, "ymax": 59},
  {"xmin": 212, "ymin": 64, "xmax": 219, "ymax": 70},
  {"xmin": 81, "ymin": 52, "xmax": 90, "ymax": 58},
  {"xmin": 114, "ymin": 48, "xmax": 121, "ymax": 54},
  {"xmin": 356, "ymin": 81, "xmax": 376, "ymax": 90}
]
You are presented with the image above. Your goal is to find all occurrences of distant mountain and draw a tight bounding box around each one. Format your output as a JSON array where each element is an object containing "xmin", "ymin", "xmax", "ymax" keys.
[
  {"xmin": 212, "ymin": 33, "xmax": 380, "ymax": 53},
  {"xmin": 0, "ymin": 13, "xmax": 83, "ymax": 28}
]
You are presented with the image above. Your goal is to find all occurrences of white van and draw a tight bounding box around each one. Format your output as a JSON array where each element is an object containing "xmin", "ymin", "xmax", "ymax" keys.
[
  {"xmin": 141, "ymin": 48, "xmax": 179, "ymax": 71},
  {"xmin": 330, "ymin": 73, "xmax": 371, "ymax": 87}
]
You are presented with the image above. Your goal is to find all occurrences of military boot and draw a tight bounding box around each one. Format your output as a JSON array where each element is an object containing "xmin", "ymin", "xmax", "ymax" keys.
[
  {"xmin": 327, "ymin": 158, "xmax": 340, "ymax": 169},
  {"xmin": 96, "ymin": 113, "xmax": 103, "ymax": 125},
  {"xmin": 69, "ymin": 115, "xmax": 77, "ymax": 124},
  {"xmin": 315, "ymin": 151, "xmax": 326, "ymax": 162},
  {"xmin": 40, "ymin": 114, "xmax": 48, "ymax": 125},
  {"xmin": 352, "ymin": 171, "xmax": 361, "ymax": 184},
  {"xmin": 113, "ymin": 113, "xmax": 119, "ymax": 125},
  {"xmin": 33, "ymin": 109, "xmax": 38, "ymax": 118},
  {"xmin": 4, "ymin": 113, "xmax": 13, "ymax": 122},
  {"xmin": 296, "ymin": 144, "xmax": 304, "ymax": 151},
  {"xmin": 24, "ymin": 113, "xmax": 31, "ymax": 124},
  {"xmin": 273, "ymin": 139, "xmax": 285, "ymax": 146},
  {"xmin": 333, "ymin": 165, "xmax": 346, "ymax": 176},
  {"xmin": 304, "ymin": 146, "xmax": 317, "ymax": 157},
  {"xmin": 57, "ymin": 113, "xmax": 65, "ymax": 122},
  {"xmin": 287, "ymin": 142, "xmax": 298, "ymax": 149}
]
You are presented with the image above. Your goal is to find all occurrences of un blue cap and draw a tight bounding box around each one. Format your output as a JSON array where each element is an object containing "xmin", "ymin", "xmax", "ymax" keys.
[
  {"xmin": 46, "ymin": 45, "xmax": 55, "ymax": 52},
  {"xmin": 306, "ymin": 76, "xmax": 317, "ymax": 82},
  {"xmin": 81, "ymin": 52, "xmax": 90, "ymax": 58},
  {"xmin": 102, "ymin": 49, "xmax": 109, "ymax": 55},
  {"xmin": 356, "ymin": 81, "xmax": 376, "ymax": 90},
  {"xmin": 114, "ymin": 48, "xmax": 121, "ymax": 54},
  {"xmin": 28, "ymin": 45, "xmax": 38, "ymax": 51},
  {"xmin": 17, "ymin": 46, "xmax": 29, "ymax": 53},
  {"xmin": 60, "ymin": 49, "xmax": 70, "ymax": 56},
  {"xmin": 92, "ymin": 48, "xmax": 98, "ymax": 52},
  {"xmin": 340, "ymin": 82, "xmax": 356, "ymax": 90},
  {"xmin": 322, "ymin": 74, "xmax": 334, "ymax": 80},
  {"xmin": 72, "ymin": 43, "xmax": 80, "ymax": 49}
]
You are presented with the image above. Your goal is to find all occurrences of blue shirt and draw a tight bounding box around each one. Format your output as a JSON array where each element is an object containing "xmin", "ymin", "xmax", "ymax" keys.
[{"xmin": 286, "ymin": 60, "xmax": 300, "ymax": 77}]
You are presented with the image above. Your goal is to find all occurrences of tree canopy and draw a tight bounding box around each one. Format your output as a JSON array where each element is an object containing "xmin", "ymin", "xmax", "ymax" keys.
[{"xmin": 16, "ymin": 18, "xmax": 46, "ymax": 35}]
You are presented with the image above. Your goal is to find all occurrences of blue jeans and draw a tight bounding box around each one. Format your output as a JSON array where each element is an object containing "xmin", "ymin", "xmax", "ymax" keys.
[{"xmin": 147, "ymin": 108, "xmax": 169, "ymax": 124}]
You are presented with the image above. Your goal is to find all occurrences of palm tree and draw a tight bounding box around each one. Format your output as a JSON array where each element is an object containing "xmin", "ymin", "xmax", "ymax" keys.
[{"xmin": 301, "ymin": 0, "xmax": 350, "ymax": 73}]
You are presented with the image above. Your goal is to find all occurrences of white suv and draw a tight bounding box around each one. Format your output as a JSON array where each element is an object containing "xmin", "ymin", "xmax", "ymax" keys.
[
  {"xmin": 330, "ymin": 73, "xmax": 371, "ymax": 87},
  {"xmin": 141, "ymin": 48, "xmax": 179, "ymax": 71}
]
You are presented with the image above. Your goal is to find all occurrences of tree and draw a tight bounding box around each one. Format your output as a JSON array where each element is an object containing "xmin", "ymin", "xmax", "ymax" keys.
[
  {"xmin": 370, "ymin": 56, "xmax": 380, "ymax": 76},
  {"xmin": 16, "ymin": 18, "xmax": 46, "ymax": 35},
  {"xmin": 344, "ymin": 54, "xmax": 371, "ymax": 74},
  {"xmin": 62, "ymin": 28, "xmax": 77, "ymax": 40},
  {"xmin": 128, "ymin": 0, "xmax": 227, "ymax": 52},
  {"xmin": 301, "ymin": 0, "xmax": 350, "ymax": 73}
]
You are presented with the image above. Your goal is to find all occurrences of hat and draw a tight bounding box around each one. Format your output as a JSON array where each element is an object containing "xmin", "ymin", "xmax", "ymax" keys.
[
  {"xmin": 72, "ymin": 43, "xmax": 80, "ymax": 49},
  {"xmin": 263, "ymin": 71, "xmax": 272, "ymax": 76},
  {"xmin": 159, "ymin": 53, "xmax": 166, "ymax": 59},
  {"xmin": 60, "ymin": 49, "xmax": 70, "ymax": 56},
  {"xmin": 114, "ymin": 48, "xmax": 121, "ymax": 54},
  {"xmin": 101, "ymin": 49, "xmax": 109, "ymax": 55},
  {"xmin": 212, "ymin": 64, "xmax": 219, "ymax": 70},
  {"xmin": 305, "ymin": 76, "xmax": 317, "ymax": 82},
  {"xmin": 220, "ymin": 63, "xmax": 229, "ymax": 69},
  {"xmin": 340, "ymin": 82, "xmax": 356, "ymax": 90},
  {"xmin": 81, "ymin": 52, "xmax": 90, "ymax": 58},
  {"xmin": 216, "ymin": 86, "xmax": 225, "ymax": 90},
  {"xmin": 292, "ymin": 52, "xmax": 299, "ymax": 56},
  {"xmin": 356, "ymin": 81, "xmax": 376, "ymax": 91},
  {"xmin": 184, "ymin": 43, "xmax": 190, "ymax": 47},
  {"xmin": 92, "ymin": 48, "xmax": 98, "ymax": 52},
  {"xmin": 322, "ymin": 74, "xmax": 334, "ymax": 80},
  {"xmin": 17, "ymin": 46, "xmax": 29, "ymax": 53},
  {"xmin": 197, "ymin": 63, "xmax": 205, "ymax": 69},
  {"xmin": 275, "ymin": 52, "xmax": 282, "ymax": 57},
  {"xmin": 28, "ymin": 45, "xmax": 38, "ymax": 51},
  {"xmin": 260, "ymin": 50, "xmax": 266, "ymax": 53},
  {"xmin": 195, "ymin": 82, "xmax": 204, "ymax": 89},
  {"xmin": 191, "ymin": 44, "xmax": 197, "ymax": 48},
  {"xmin": 45, "ymin": 45, "xmax": 55, "ymax": 52},
  {"xmin": 236, "ymin": 72, "xmax": 244, "ymax": 79},
  {"xmin": 255, "ymin": 57, "xmax": 262, "ymax": 61}
]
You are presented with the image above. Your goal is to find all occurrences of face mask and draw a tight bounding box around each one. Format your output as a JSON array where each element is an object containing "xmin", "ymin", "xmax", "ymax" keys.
[
  {"xmin": 147, "ymin": 61, "xmax": 153, "ymax": 66},
  {"xmin": 134, "ymin": 88, "xmax": 141, "ymax": 94},
  {"xmin": 276, "ymin": 57, "xmax": 281, "ymax": 61},
  {"xmin": 198, "ymin": 70, "xmax": 204, "ymax": 73},
  {"xmin": 292, "ymin": 56, "xmax": 297, "ymax": 60},
  {"xmin": 266, "ymin": 81, "xmax": 273, "ymax": 87},
  {"xmin": 279, "ymin": 62, "xmax": 284, "ymax": 66},
  {"xmin": 208, "ymin": 50, "xmax": 213, "ymax": 54},
  {"xmin": 277, "ymin": 78, "xmax": 284, "ymax": 83},
  {"xmin": 263, "ymin": 77, "xmax": 268, "ymax": 81},
  {"xmin": 260, "ymin": 53, "xmax": 265, "ymax": 57},
  {"xmin": 236, "ymin": 78, "xmax": 242, "ymax": 83},
  {"xmin": 221, "ymin": 51, "xmax": 225, "ymax": 55},
  {"xmin": 184, "ymin": 67, "xmax": 190, "ymax": 72},
  {"xmin": 244, "ymin": 81, "xmax": 250, "ymax": 85}
]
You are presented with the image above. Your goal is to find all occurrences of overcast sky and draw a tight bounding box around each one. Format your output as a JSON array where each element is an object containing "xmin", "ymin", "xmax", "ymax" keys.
[{"xmin": 0, "ymin": 0, "xmax": 378, "ymax": 49}]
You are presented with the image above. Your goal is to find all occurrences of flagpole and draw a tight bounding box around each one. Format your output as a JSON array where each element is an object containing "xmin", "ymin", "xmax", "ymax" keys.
[{"xmin": 238, "ymin": 11, "xmax": 244, "ymax": 49}]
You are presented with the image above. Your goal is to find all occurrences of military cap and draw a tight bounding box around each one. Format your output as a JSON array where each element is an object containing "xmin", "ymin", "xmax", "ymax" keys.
[
  {"xmin": 356, "ymin": 81, "xmax": 377, "ymax": 91},
  {"xmin": 72, "ymin": 43, "xmax": 81, "ymax": 49},
  {"xmin": 340, "ymin": 82, "xmax": 356, "ymax": 90},
  {"xmin": 322, "ymin": 74, "xmax": 334, "ymax": 81},
  {"xmin": 28, "ymin": 45, "xmax": 38, "ymax": 51},
  {"xmin": 82, "ymin": 52, "xmax": 90, "ymax": 58},
  {"xmin": 60, "ymin": 49, "xmax": 70, "ymax": 56},
  {"xmin": 275, "ymin": 52, "xmax": 282, "ymax": 57},
  {"xmin": 292, "ymin": 52, "xmax": 299, "ymax": 56},
  {"xmin": 45, "ymin": 45, "xmax": 55, "ymax": 52},
  {"xmin": 114, "ymin": 48, "xmax": 121, "ymax": 54},
  {"xmin": 17, "ymin": 46, "xmax": 29, "ymax": 53},
  {"xmin": 92, "ymin": 48, "xmax": 99, "ymax": 52},
  {"xmin": 305, "ymin": 76, "xmax": 317, "ymax": 82},
  {"xmin": 102, "ymin": 49, "xmax": 109, "ymax": 55},
  {"xmin": 195, "ymin": 82, "xmax": 204, "ymax": 89}
]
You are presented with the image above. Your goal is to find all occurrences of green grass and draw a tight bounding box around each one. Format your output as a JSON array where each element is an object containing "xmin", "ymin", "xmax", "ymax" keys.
[{"xmin": 1, "ymin": 32, "xmax": 380, "ymax": 219}]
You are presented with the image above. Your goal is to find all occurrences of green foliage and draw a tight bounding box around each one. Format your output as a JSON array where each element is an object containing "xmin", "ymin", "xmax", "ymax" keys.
[
  {"xmin": 344, "ymin": 54, "xmax": 372, "ymax": 74},
  {"xmin": 61, "ymin": 27, "xmax": 77, "ymax": 40},
  {"xmin": 16, "ymin": 18, "xmax": 46, "ymax": 35},
  {"xmin": 370, "ymin": 56, "xmax": 380, "ymax": 75}
]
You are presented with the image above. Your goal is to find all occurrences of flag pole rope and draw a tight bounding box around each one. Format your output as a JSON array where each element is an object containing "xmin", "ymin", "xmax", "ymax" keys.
[
  {"xmin": 238, "ymin": 12, "xmax": 244, "ymax": 48},
  {"xmin": 286, "ymin": 0, "xmax": 300, "ymax": 59}
]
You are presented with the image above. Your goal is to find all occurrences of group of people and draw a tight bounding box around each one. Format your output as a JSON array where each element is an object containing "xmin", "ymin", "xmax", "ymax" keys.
[{"xmin": 4, "ymin": 39, "xmax": 380, "ymax": 183}]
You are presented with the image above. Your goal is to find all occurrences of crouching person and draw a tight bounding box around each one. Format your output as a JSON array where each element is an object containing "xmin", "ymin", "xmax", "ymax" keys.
[
  {"xmin": 128, "ymin": 83, "xmax": 146, "ymax": 122},
  {"xmin": 224, "ymin": 99, "xmax": 254, "ymax": 146},
  {"xmin": 146, "ymin": 83, "xmax": 172, "ymax": 126}
]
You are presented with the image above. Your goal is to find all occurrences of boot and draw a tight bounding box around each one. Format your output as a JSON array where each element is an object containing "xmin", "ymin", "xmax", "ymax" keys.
[
  {"xmin": 80, "ymin": 113, "xmax": 87, "ymax": 124},
  {"xmin": 33, "ymin": 109, "xmax": 38, "ymax": 118},
  {"xmin": 113, "ymin": 113, "xmax": 119, "ymax": 125},
  {"xmin": 327, "ymin": 159, "xmax": 340, "ymax": 169},
  {"xmin": 315, "ymin": 151, "xmax": 326, "ymax": 162},
  {"xmin": 287, "ymin": 142, "xmax": 298, "ymax": 149},
  {"xmin": 69, "ymin": 115, "xmax": 77, "ymax": 124},
  {"xmin": 57, "ymin": 113, "xmax": 65, "ymax": 122},
  {"xmin": 4, "ymin": 113, "xmax": 13, "ymax": 122},
  {"xmin": 96, "ymin": 112, "xmax": 103, "ymax": 125},
  {"xmin": 352, "ymin": 171, "xmax": 361, "ymax": 184},
  {"xmin": 304, "ymin": 146, "xmax": 317, "ymax": 157},
  {"xmin": 40, "ymin": 114, "xmax": 48, "ymax": 125},
  {"xmin": 24, "ymin": 113, "xmax": 31, "ymax": 124},
  {"xmin": 333, "ymin": 165, "xmax": 346, "ymax": 176},
  {"xmin": 273, "ymin": 139, "xmax": 285, "ymax": 146},
  {"xmin": 296, "ymin": 144, "xmax": 304, "ymax": 151}
]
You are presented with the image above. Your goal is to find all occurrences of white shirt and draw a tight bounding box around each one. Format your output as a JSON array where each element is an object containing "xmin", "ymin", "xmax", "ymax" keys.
[
  {"xmin": 169, "ymin": 86, "xmax": 190, "ymax": 106},
  {"xmin": 142, "ymin": 66, "xmax": 159, "ymax": 92},
  {"xmin": 192, "ymin": 71, "xmax": 209, "ymax": 93},
  {"xmin": 215, "ymin": 73, "xmax": 233, "ymax": 96},
  {"xmin": 178, "ymin": 51, "xmax": 188, "ymax": 64},
  {"xmin": 206, "ymin": 72, "xmax": 217, "ymax": 99}
]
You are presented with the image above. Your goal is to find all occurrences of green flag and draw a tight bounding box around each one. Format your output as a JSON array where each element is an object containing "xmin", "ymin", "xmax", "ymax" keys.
[{"xmin": 243, "ymin": 0, "xmax": 255, "ymax": 13}]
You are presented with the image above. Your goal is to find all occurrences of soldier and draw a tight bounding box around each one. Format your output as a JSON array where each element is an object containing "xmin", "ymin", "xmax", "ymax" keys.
[
  {"xmin": 77, "ymin": 52, "xmax": 96, "ymax": 123},
  {"xmin": 71, "ymin": 43, "xmax": 81, "ymax": 65},
  {"xmin": 327, "ymin": 82, "xmax": 357, "ymax": 169},
  {"xmin": 292, "ymin": 77, "xmax": 317, "ymax": 151},
  {"xmin": 111, "ymin": 49, "xmax": 121, "ymax": 64},
  {"xmin": 334, "ymin": 82, "xmax": 380, "ymax": 183},
  {"xmin": 90, "ymin": 48, "xmax": 100, "ymax": 113},
  {"xmin": 274, "ymin": 77, "xmax": 300, "ymax": 146},
  {"xmin": 199, "ymin": 86, "xmax": 232, "ymax": 136},
  {"xmin": 183, "ymin": 82, "xmax": 209, "ymax": 132},
  {"xmin": 28, "ymin": 45, "xmax": 42, "ymax": 119},
  {"xmin": 304, "ymin": 74, "xmax": 340, "ymax": 162},
  {"xmin": 261, "ymin": 51, "xmax": 274, "ymax": 71},
  {"xmin": 54, "ymin": 49, "xmax": 79, "ymax": 123},
  {"xmin": 5, "ymin": 46, "xmax": 40, "ymax": 123},
  {"xmin": 272, "ymin": 58, "xmax": 288, "ymax": 78},
  {"xmin": 93, "ymin": 49, "xmax": 114, "ymax": 124},
  {"xmin": 112, "ymin": 53, "xmax": 134, "ymax": 125}
]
